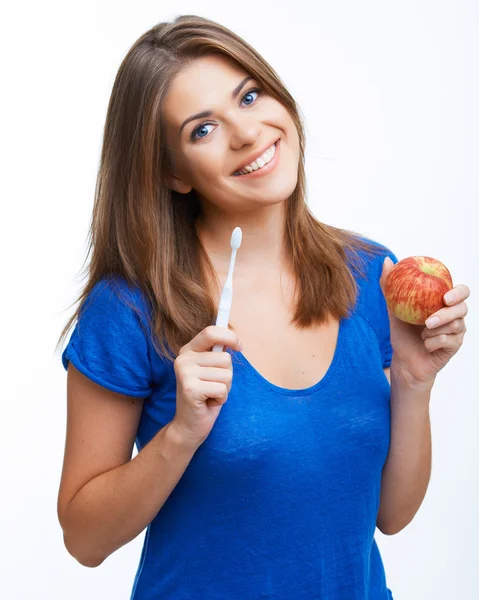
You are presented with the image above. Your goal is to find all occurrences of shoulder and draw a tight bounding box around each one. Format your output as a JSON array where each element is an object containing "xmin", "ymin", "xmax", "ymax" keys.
[
  {"xmin": 85, "ymin": 274, "xmax": 145, "ymax": 307},
  {"xmin": 62, "ymin": 275, "xmax": 154, "ymax": 396},
  {"xmin": 345, "ymin": 235, "xmax": 399, "ymax": 285},
  {"xmin": 346, "ymin": 235, "xmax": 399, "ymax": 368},
  {"xmin": 70, "ymin": 274, "xmax": 154, "ymax": 362},
  {"xmin": 81, "ymin": 275, "xmax": 152, "ymax": 328}
]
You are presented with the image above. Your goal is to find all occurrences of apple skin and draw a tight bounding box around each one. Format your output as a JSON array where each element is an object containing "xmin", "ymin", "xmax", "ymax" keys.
[{"xmin": 384, "ymin": 256, "xmax": 454, "ymax": 325}]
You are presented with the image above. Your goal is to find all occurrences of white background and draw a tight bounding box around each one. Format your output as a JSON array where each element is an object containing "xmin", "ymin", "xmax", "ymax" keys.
[{"xmin": 1, "ymin": 1, "xmax": 477, "ymax": 598}]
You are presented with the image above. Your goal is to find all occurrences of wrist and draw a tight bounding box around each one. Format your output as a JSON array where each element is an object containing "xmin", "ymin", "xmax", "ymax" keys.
[
  {"xmin": 390, "ymin": 359, "xmax": 435, "ymax": 393},
  {"xmin": 168, "ymin": 420, "xmax": 204, "ymax": 453}
]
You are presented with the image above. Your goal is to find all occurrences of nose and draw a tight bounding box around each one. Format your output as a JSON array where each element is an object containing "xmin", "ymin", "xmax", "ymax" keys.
[{"xmin": 227, "ymin": 115, "xmax": 262, "ymax": 150}]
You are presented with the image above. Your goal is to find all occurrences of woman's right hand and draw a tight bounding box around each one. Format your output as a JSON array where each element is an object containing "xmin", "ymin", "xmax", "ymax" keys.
[{"xmin": 171, "ymin": 325, "xmax": 242, "ymax": 449}]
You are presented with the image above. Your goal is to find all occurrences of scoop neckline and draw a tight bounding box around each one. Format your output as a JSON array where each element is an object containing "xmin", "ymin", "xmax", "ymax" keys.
[{"xmin": 231, "ymin": 317, "xmax": 346, "ymax": 396}]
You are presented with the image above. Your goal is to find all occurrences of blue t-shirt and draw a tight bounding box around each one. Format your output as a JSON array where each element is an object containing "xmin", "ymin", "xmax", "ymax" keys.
[{"xmin": 61, "ymin": 238, "xmax": 398, "ymax": 599}]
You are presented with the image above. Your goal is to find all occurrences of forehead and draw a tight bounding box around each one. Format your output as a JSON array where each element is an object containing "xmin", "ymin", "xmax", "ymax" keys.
[{"xmin": 163, "ymin": 55, "xmax": 248, "ymax": 129}]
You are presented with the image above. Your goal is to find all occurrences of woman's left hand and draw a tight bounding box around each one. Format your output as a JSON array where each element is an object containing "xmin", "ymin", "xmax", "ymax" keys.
[{"xmin": 379, "ymin": 256, "xmax": 470, "ymax": 389}]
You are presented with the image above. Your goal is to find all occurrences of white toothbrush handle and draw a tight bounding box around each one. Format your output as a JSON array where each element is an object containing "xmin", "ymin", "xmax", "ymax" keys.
[{"xmin": 212, "ymin": 286, "xmax": 232, "ymax": 352}]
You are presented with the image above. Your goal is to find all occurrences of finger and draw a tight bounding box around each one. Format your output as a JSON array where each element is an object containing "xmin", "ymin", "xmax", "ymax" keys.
[
  {"xmin": 183, "ymin": 326, "xmax": 241, "ymax": 354},
  {"xmin": 444, "ymin": 284, "xmax": 471, "ymax": 306},
  {"xmin": 195, "ymin": 366, "xmax": 233, "ymax": 391},
  {"xmin": 195, "ymin": 351, "xmax": 233, "ymax": 368},
  {"xmin": 425, "ymin": 301, "xmax": 468, "ymax": 329},
  {"xmin": 423, "ymin": 331, "xmax": 465, "ymax": 353},
  {"xmin": 197, "ymin": 380, "xmax": 229, "ymax": 403},
  {"xmin": 421, "ymin": 318, "xmax": 467, "ymax": 339}
]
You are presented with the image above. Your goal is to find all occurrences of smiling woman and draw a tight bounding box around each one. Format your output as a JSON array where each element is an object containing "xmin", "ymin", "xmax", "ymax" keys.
[
  {"xmin": 57, "ymin": 13, "xmax": 400, "ymax": 600},
  {"xmin": 160, "ymin": 52, "xmax": 302, "ymax": 218}
]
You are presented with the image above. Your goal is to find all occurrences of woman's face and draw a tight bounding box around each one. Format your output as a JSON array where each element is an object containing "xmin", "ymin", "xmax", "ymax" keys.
[{"xmin": 162, "ymin": 54, "xmax": 300, "ymax": 214}]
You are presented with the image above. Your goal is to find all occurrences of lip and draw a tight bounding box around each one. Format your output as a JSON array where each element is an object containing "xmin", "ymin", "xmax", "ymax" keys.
[
  {"xmin": 231, "ymin": 138, "xmax": 281, "ymax": 175},
  {"xmin": 231, "ymin": 139, "xmax": 281, "ymax": 179}
]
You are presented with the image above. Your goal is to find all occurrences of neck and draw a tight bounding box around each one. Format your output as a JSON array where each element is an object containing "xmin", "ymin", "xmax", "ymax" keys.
[{"xmin": 195, "ymin": 203, "xmax": 292, "ymax": 280}]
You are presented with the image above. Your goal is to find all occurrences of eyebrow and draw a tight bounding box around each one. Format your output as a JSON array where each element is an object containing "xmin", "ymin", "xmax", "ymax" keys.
[{"xmin": 178, "ymin": 75, "xmax": 254, "ymax": 137}]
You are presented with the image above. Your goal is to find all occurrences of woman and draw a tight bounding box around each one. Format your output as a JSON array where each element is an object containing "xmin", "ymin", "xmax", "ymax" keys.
[{"xmin": 56, "ymin": 15, "xmax": 469, "ymax": 599}]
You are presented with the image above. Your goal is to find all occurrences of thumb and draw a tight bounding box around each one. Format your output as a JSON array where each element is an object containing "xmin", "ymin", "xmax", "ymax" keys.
[{"xmin": 379, "ymin": 256, "xmax": 395, "ymax": 292}]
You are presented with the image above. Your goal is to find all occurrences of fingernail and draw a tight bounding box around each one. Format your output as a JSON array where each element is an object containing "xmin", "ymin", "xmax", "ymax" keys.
[
  {"xmin": 425, "ymin": 316, "xmax": 440, "ymax": 328},
  {"xmin": 444, "ymin": 291, "xmax": 455, "ymax": 304}
]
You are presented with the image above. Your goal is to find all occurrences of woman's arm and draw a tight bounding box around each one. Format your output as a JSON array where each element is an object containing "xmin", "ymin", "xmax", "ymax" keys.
[
  {"xmin": 60, "ymin": 421, "xmax": 197, "ymax": 567},
  {"xmin": 376, "ymin": 364, "xmax": 433, "ymax": 535},
  {"xmin": 58, "ymin": 365, "xmax": 199, "ymax": 568}
]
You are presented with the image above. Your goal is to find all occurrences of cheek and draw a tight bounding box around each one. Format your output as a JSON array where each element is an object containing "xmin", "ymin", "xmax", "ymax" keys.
[
  {"xmin": 274, "ymin": 106, "xmax": 300, "ymax": 153},
  {"xmin": 186, "ymin": 150, "xmax": 231, "ymax": 198},
  {"xmin": 284, "ymin": 114, "xmax": 299, "ymax": 147},
  {"xmin": 274, "ymin": 101, "xmax": 294, "ymax": 126},
  {"xmin": 189, "ymin": 145, "xmax": 226, "ymax": 177}
]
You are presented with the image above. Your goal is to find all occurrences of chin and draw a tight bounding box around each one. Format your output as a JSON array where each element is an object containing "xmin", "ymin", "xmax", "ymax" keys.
[{"xmin": 230, "ymin": 167, "xmax": 299, "ymax": 206}]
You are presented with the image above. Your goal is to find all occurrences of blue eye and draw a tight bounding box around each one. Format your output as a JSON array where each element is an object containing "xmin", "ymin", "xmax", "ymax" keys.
[{"xmin": 189, "ymin": 88, "xmax": 262, "ymax": 141}]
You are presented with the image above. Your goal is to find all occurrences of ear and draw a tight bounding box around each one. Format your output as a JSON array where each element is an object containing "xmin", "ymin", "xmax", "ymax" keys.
[{"xmin": 167, "ymin": 173, "xmax": 193, "ymax": 194}]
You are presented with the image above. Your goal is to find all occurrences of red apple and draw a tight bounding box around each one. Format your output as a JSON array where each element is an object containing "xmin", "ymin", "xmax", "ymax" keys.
[{"xmin": 384, "ymin": 256, "xmax": 454, "ymax": 325}]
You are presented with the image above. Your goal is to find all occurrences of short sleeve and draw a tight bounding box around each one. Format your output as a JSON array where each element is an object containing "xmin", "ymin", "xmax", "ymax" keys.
[
  {"xmin": 373, "ymin": 246, "xmax": 399, "ymax": 368},
  {"xmin": 61, "ymin": 276, "xmax": 153, "ymax": 398}
]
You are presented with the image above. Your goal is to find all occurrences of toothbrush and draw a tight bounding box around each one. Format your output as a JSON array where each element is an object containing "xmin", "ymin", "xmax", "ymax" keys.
[{"xmin": 212, "ymin": 227, "xmax": 243, "ymax": 352}]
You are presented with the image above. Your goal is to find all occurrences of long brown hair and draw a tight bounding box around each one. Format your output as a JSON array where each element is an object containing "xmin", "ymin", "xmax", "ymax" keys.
[{"xmin": 55, "ymin": 14, "xmax": 388, "ymax": 364}]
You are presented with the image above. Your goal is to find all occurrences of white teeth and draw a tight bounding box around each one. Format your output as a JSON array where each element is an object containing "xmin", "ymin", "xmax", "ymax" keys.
[{"xmin": 234, "ymin": 142, "xmax": 276, "ymax": 176}]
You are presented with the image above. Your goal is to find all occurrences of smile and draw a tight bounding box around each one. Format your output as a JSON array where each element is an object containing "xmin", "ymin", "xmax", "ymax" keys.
[{"xmin": 232, "ymin": 139, "xmax": 280, "ymax": 179}]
